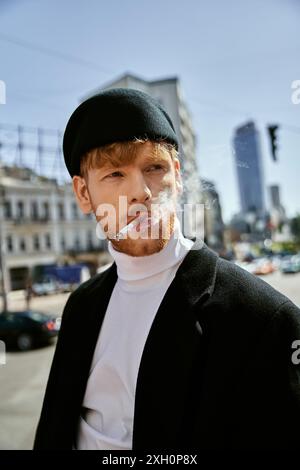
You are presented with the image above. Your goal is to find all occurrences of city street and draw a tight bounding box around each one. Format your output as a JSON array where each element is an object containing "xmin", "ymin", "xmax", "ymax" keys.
[
  {"xmin": 0, "ymin": 292, "xmax": 69, "ymax": 450},
  {"xmin": 258, "ymin": 270, "xmax": 300, "ymax": 308},
  {"xmin": 0, "ymin": 271, "xmax": 299, "ymax": 449}
]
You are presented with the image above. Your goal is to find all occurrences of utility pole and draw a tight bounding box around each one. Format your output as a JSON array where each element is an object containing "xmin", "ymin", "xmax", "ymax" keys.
[{"xmin": 0, "ymin": 186, "xmax": 8, "ymax": 313}]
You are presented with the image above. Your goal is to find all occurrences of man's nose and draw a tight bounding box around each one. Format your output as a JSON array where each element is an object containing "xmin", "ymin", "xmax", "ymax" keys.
[{"xmin": 128, "ymin": 171, "xmax": 152, "ymax": 204}]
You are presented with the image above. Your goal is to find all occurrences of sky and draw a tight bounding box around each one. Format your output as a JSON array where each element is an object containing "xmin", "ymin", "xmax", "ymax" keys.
[{"xmin": 0, "ymin": 0, "xmax": 299, "ymax": 222}]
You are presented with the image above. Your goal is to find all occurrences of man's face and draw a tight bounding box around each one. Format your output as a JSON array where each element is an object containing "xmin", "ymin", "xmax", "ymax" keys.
[{"xmin": 73, "ymin": 141, "xmax": 182, "ymax": 257}]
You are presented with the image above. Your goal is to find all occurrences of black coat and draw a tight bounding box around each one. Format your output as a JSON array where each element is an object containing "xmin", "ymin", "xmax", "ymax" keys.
[{"xmin": 34, "ymin": 241, "xmax": 300, "ymax": 450}]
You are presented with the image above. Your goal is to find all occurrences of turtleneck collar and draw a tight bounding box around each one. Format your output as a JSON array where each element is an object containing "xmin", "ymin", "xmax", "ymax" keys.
[{"xmin": 107, "ymin": 216, "xmax": 194, "ymax": 284}]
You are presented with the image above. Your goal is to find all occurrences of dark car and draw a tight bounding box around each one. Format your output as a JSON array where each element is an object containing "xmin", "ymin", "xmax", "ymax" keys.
[{"xmin": 0, "ymin": 310, "xmax": 60, "ymax": 351}]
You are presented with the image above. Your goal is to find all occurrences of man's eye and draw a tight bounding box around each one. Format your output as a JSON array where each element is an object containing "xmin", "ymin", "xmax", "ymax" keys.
[
  {"xmin": 106, "ymin": 171, "xmax": 123, "ymax": 179},
  {"xmin": 146, "ymin": 165, "xmax": 164, "ymax": 172}
]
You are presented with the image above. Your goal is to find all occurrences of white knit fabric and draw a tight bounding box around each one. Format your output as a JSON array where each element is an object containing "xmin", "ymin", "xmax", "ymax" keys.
[{"xmin": 76, "ymin": 217, "xmax": 193, "ymax": 450}]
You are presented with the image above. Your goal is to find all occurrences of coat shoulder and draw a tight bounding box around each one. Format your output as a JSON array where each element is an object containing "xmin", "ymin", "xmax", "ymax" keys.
[
  {"xmin": 59, "ymin": 262, "xmax": 116, "ymax": 322},
  {"xmin": 73, "ymin": 262, "xmax": 114, "ymax": 295},
  {"xmin": 212, "ymin": 256, "xmax": 299, "ymax": 322}
]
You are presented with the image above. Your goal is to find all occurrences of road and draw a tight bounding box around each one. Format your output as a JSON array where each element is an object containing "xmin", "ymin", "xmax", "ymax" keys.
[
  {"xmin": 0, "ymin": 341, "xmax": 56, "ymax": 449},
  {"xmin": 0, "ymin": 292, "xmax": 70, "ymax": 450},
  {"xmin": 257, "ymin": 270, "xmax": 300, "ymax": 307},
  {"xmin": 0, "ymin": 271, "xmax": 299, "ymax": 449}
]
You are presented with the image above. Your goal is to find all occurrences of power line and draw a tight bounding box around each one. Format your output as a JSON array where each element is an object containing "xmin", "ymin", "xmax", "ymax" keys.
[
  {"xmin": 0, "ymin": 31, "xmax": 299, "ymax": 133},
  {"xmin": 190, "ymin": 94, "xmax": 300, "ymax": 134},
  {"xmin": 0, "ymin": 31, "xmax": 114, "ymax": 75}
]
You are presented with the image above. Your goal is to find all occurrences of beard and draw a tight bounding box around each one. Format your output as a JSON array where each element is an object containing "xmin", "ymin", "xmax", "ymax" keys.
[{"xmin": 108, "ymin": 211, "xmax": 176, "ymax": 257}]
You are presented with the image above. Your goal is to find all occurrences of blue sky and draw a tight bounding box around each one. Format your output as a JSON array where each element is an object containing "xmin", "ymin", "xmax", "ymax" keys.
[{"xmin": 0, "ymin": 0, "xmax": 299, "ymax": 222}]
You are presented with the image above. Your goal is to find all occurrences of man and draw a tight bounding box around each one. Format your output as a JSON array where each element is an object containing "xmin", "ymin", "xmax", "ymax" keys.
[{"xmin": 34, "ymin": 88, "xmax": 300, "ymax": 450}]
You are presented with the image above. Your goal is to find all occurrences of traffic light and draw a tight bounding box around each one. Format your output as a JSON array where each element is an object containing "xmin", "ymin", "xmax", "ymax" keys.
[{"xmin": 267, "ymin": 125, "xmax": 279, "ymax": 162}]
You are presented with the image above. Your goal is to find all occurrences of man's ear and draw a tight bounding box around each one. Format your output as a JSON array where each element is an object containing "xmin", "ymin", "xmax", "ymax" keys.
[
  {"xmin": 72, "ymin": 175, "xmax": 93, "ymax": 214},
  {"xmin": 174, "ymin": 158, "xmax": 183, "ymax": 195}
]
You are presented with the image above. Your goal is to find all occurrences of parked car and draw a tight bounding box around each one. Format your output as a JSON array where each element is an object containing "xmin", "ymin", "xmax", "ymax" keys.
[
  {"xmin": 252, "ymin": 258, "xmax": 276, "ymax": 275},
  {"xmin": 32, "ymin": 276, "xmax": 60, "ymax": 296},
  {"xmin": 0, "ymin": 310, "xmax": 60, "ymax": 351},
  {"xmin": 235, "ymin": 258, "xmax": 275, "ymax": 276},
  {"xmin": 280, "ymin": 255, "xmax": 300, "ymax": 274}
]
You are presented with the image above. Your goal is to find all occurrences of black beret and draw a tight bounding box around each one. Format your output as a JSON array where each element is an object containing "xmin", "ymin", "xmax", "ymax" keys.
[{"xmin": 63, "ymin": 87, "xmax": 179, "ymax": 177}]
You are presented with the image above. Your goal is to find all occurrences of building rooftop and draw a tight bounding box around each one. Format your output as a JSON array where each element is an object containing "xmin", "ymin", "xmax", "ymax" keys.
[{"xmin": 0, "ymin": 164, "xmax": 72, "ymax": 191}]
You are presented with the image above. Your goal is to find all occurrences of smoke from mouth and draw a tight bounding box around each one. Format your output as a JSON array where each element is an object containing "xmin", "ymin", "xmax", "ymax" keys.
[{"xmin": 113, "ymin": 187, "xmax": 176, "ymax": 240}]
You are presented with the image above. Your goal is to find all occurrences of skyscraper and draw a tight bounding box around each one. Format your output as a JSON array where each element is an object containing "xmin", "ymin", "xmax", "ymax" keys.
[
  {"xmin": 269, "ymin": 184, "xmax": 286, "ymax": 229},
  {"xmin": 233, "ymin": 121, "xmax": 265, "ymax": 216},
  {"xmin": 201, "ymin": 178, "xmax": 224, "ymax": 249},
  {"xmin": 269, "ymin": 184, "xmax": 281, "ymax": 210}
]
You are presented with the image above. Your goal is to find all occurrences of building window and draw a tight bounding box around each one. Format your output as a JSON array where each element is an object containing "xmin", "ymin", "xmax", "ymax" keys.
[
  {"xmin": 6, "ymin": 235, "xmax": 13, "ymax": 252},
  {"xmin": 72, "ymin": 202, "xmax": 78, "ymax": 219},
  {"xmin": 43, "ymin": 201, "xmax": 49, "ymax": 220},
  {"xmin": 4, "ymin": 200, "xmax": 12, "ymax": 219},
  {"xmin": 17, "ymin": 201, "xmax": 24, "ymax": 219},
  {"xmin": 61, "ymin": 236, "xmax": 65, "ymax": 251},
  {"xmin": 31, "ymin": 201, "xmax": 39, "ymax": 220},
  {"xmin": 45, "ymin": 233, "xmax": 51, "ymax": 249},
  {"xmin": 74, "ymin": 236, "xmax": 81, "ymax": 250},
  {"xmin": 33, "ymin": 234, "xmax": 40, "ymax": 251},
  {"xmin": 19, "ymin": 237, "xmax": 26, "ymax": 252},
  {"xmin": 57, "ymin": 202, "xmax": 64, "ymax": 220},
  {"xmin": 87, "ymin": 230, "xmax": 93, "ymax": 250}
]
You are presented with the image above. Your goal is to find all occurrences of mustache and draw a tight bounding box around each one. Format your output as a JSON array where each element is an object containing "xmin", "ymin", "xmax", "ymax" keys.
[
  {"xmin": 124, "ymin": 188, "xmax": 174, "ymax": 223},
  {"xmin": 95, "ymin": 188, "xmax": 176, "ymax": 240}
]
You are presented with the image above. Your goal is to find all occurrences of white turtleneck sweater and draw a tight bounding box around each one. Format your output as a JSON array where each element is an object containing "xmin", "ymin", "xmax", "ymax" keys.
[{"xmin": 76, "ymin": 217, "xmax": 194, "ymax": 450}]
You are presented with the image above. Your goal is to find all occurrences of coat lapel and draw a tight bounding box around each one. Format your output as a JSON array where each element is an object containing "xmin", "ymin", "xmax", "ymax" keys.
[
  {"xmin": 67, "ymin": 263, "xmax": 118, "ymax": 438},
  {"xmin": 132, "ymin": 241, "xmax": 219, "ymax": 450},
  {"xmin": 34, "ymin": 261, "xmax": 119, "ymax": 449}
]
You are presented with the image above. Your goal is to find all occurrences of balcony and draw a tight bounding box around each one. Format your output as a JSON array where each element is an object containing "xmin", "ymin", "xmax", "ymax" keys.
[{"xmin": 11, "ymin": 216, "xmax": 50, "ymax": 225}]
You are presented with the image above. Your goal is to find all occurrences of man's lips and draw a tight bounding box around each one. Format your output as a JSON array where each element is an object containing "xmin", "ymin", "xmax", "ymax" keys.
[
  {"xmin": 115, "ymin": 212, "xmax": 153, "ymax": 238},
  {"xmin": 126, "ymin": 211, "xmax": 149, "ymax": 225},
  {"xmin": 112, "ymin": 208, "xmax": 165, "ymax": 240}
]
